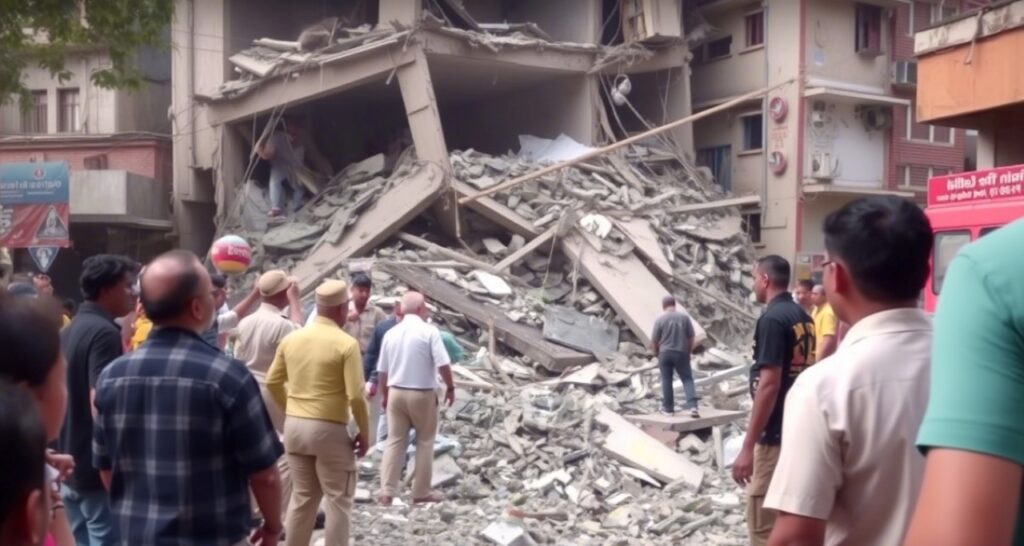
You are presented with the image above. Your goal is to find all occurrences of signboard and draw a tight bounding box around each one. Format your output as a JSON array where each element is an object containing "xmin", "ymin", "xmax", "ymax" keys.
[
  {"xmin": 0, "ymin": 162, "xmax": 71, "ymax": 248},
  {"xmin": 928, "ymin": 164, "xmax": 1024, "ymax": 207},
  {"xmin": 28, "ymin": 246, "xmax": 59, "ymax": 273}
]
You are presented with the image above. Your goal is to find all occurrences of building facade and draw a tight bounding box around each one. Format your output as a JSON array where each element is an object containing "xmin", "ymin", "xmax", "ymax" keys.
[
  {"xmin": 169, "ymin": 0, "xmax": 696, "ymax": 254},
  {"xmin": 0, "ymin": 46, "xmax": 172, "ymax": 298},
  {"xmin": 688, "ymin": 0, "xmax": 975, "ymax": 280}
]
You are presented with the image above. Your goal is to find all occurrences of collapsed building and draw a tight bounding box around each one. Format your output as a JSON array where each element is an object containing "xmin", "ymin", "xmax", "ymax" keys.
[{"xmin": 172, "ymin": 1, "xmax": 764, "ymax": 543}]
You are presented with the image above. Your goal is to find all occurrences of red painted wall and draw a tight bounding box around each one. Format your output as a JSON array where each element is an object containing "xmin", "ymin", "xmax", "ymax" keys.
[{"xmin": 0, "ymin": 137, "xmax": 172, "ymax": 186}]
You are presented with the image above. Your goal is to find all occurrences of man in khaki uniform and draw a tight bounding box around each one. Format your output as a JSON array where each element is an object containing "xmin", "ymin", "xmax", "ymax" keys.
[
  {"xmin": 233, "ymin": 270, "xmax": 303, "ymax": 517},
  {"xmin": 266, "ymin": 280, "xmax": 369, "ymax": 546}
]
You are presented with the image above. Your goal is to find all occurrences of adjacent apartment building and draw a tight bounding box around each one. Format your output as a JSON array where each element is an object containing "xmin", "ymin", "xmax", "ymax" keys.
[
  {"xmin": 688, "ymin": 0, "xmax": 979, "ymax": 280},
  {"xmin": 0, "ymin": 45, "xmax": 173, "ymax": 296}
]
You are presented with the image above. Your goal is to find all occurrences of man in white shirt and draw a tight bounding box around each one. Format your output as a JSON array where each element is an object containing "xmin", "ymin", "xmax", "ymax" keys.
[
  {"xmin": 764, "ymin": 196, "xmax": 934, "ymax": 546},
  {"xmin": 377, "ymin": 291, "xmax": 455, "ymax": 506}
]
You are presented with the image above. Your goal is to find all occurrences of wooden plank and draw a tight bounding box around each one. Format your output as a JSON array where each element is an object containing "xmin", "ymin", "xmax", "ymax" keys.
[
  {"xmin": 665, "ymin": 195, "xmax": 761, "ymax": 214},
  {"xmin": 614, "ymin": 218, "xmax": 673, "ymax": 277},
  {"xmin": 395, "ymin": 232, "xmax": 498, "ymax": 273},
  {"xmin": 292, "ymin": 163, "xmax": 444, "ymax": 293},
  {"xmin": 626, "ymin": 407, "xmax": 747, "ymax": 433},
  {"xmin": 494, "ymin": 225, "xmax": 557, "ymax": 271},
  {"xmin": 561, "ymin": 231, "xmax": 706, "ymax": 347},
  {"xmin": 384, "ymin": 265, "xmax": 593, "ymax": 372},
  {"xmin": 595, "ymin": 408, "xmax": 704, "ymax": 488}
]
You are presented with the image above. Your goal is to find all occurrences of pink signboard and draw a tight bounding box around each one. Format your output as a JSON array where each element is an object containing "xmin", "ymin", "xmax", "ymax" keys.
[{"xmin": 928, "ymin": 164, "xmax": 1024, "ymax": 207}]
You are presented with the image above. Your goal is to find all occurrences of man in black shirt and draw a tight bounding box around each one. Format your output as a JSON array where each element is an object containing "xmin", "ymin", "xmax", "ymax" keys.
[
  {"xmin": 59, "ymin": 254, "xmax": 138, "ymax": 546},
  {"xmin": 733, "ymin": 254, "xmax": 814, "ymax": 546}
]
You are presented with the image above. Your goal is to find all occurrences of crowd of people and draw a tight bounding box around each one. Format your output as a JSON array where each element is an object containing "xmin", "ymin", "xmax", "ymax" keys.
[
  {"xmin": 1, "ymin": 248, "xmax": 459, "ymax": 546},
  {"xmin": 1, "ymin": 193, "xmax": 1023, "ymax": 546}
]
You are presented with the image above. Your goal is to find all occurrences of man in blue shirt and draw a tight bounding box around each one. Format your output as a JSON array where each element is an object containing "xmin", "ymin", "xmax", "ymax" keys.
[{"xmin": 93, "ymin": 250, "xmax": 284, "ymax": 546}]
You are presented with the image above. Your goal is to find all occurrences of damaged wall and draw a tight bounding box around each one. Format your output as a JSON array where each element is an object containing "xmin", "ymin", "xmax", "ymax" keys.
[{"xmin": 438, "ymin": 73, "xmax": 597, "ymax": 153}]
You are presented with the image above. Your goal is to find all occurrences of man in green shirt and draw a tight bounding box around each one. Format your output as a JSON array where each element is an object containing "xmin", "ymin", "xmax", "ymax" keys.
[{"xmin": 904, "ymin": 218, "xmax": 1024, "ymax": 546}]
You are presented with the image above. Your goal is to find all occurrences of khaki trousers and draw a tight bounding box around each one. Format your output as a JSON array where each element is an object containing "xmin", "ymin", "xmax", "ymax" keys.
[
  {"xmin": 746, "ymin": 443, "xmax": 782, "ymax": 546},
  {"xmin": 380, "ymin": 388, "xmax": 438, "ymax": 499},
  {"xmin": 283, "ymin": 417, "xmax": 357, "ymax": 546}
]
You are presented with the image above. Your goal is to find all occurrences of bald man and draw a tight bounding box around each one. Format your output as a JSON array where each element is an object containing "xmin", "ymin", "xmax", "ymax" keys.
[
  {"xmin": 92, "ymin": 251, "xmax": 284, "ymax": 546},
  {"xmin": 377, "ymin": 292, "xmax": 456, "ymax": 506}
]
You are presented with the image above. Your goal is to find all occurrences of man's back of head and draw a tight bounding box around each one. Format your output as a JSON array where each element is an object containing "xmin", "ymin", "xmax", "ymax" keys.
[
  {"xmin": 0, "ymin": 380, "xmax": 48, "ymax": 546},
  {"xmin": 140, "ymin": 250, "xmax": 214, "ymax": 334},
  {"xmin": 661, "ymin": 295, "xmax": 676, "ymax": 311},
  {"xmin": 400, "ymin": 292, "xmax": 426, "ymax": 318},
  {"xmin": 823, "ymin": 196, "xmax": 932, "ymax": 320}
]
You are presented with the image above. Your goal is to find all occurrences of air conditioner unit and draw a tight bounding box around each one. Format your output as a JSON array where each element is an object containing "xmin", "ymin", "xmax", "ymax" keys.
[
  {"xmin": 811, "ymin": 111, "xmax": 827, "ymax": 127},
  {"xmin": 893, "ymin": 60, "xmax": 918, "ymax": 86},
  {"xmin": 811, "ymin": 152, "xmax": 836, "ymax": 179}
]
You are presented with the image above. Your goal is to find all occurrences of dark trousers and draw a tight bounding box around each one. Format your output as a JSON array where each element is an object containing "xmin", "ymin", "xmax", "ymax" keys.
[{"xmin": 659, "ymin": 349, "xmax": 698, "ymax": 411}]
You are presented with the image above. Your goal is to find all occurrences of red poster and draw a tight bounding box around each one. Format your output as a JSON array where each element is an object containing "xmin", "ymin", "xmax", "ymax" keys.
[{"xmin": 0, "ymin": 203, "xmax": 71, "ymax": 248}]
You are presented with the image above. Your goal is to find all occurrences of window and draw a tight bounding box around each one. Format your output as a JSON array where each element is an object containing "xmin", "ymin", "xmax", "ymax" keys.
[
  {"xmin": 932, "ymin": 231, "xmax": 971, "ymax": 295},
  {"xmin": 58, "ymin": 88, "xmax": 80, "ymax": 133},
  {"xmin": 742, "ymin": 212, "xmax": 763, "ymax": 244},
  {"xmin": 855, "ymin": 3, "xmax": 883, "ymax": 56},
  {"xmin": 931, "ymin": 3, "xmax": 958, "ymax": 24},
  {"xmin": 910, "ymin": 2, "xmax": 933, "ymax": 33},
  {"xmin": 741, "ymin": 113, "xmax": 763, "ymax": 151},
  {"xmin": 705, "ymin": 36, "xmax": 732, "ymax": 60},
  {"xmin": 21, "ymin": 90, "xmax": 47, "ymax": 134},
  {"xmin": 697, "ymin": 146, "xmax": 732, "ymax": 192},
  {"xmin": 907, "ymin": 102, "xmax": 955, "ymax": 143},
  {"xmin": 899, "ymin": 165, "xmax": 952, "ymax": 187},
  {"xmin": 745, "ymin": 12, "xmax": 764, "ymax": 47}
]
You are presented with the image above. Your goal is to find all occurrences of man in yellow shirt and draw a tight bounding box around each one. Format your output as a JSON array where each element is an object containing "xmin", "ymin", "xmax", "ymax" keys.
[
  {"xmin": 811, "ymin": 284, "xmax": 838, "ymax": 362},
  {"xmin": 266, "ymin": 280, "xmax": 369, "ymax": 546}
]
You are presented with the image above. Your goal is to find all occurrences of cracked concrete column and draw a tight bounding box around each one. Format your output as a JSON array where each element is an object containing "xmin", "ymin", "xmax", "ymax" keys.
[{"xmin": 397, "ymin": 46, "xmax": 460, "ymax": 237}]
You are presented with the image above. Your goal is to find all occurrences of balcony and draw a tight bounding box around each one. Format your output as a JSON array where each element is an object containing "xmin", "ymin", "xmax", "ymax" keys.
[{"xmin": 69, "ymin": 170, "xmax": 172, "ymax": 229}]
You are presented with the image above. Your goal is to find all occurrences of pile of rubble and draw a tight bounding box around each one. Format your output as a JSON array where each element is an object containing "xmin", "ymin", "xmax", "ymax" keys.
[{"xmin": 217, "ymin": 135, "xmax": 760, "ymax": 543}]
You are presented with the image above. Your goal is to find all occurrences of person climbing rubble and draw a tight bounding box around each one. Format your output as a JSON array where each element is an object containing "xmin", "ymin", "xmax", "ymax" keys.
[
  {"xmin": 651, "ymin": 295, "xmax": 699, "ymax": 418},
  {"xmin": 256, "ymin": 117, "xmax": 331, "ymax": 219}
]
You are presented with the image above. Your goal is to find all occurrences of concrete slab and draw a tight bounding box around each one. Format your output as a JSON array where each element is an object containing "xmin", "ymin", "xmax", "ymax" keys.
[
  {"xmin": 385, "ymin": 265, "xmax": 593, "ymax": 372},
  {"xmin": 615, "ymin": 217, "xmax": 673, "ymax": 277},
  {"xmin": 596, "ymin": 408, "xmax": 703, "ymax": 489},
  {"xmin": 626, "ymin": 407, "xmax": 747, "ymax": 433},
  {"xmin": 292, "ymin": 162, "xmax": 445, "ymax": 293},
  {"xmin": 542, "ymin": 305, "xmax": 619, "ymax": 356}
]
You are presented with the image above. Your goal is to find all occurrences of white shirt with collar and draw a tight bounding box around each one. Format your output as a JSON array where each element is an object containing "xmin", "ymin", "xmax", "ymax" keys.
[
  {"xmin": 764, "ymin": 307, "xmax": 933, "ymax": 546},
  {"xmin": 377, "ymin": 314, "xmax": 451, "ymax": 389}
]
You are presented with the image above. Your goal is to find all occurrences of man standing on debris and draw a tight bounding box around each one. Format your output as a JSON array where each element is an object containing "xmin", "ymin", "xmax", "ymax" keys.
[
  {"xmin": 201, "ymin": 273, "xmax": 261, "ymax": 350},
  {"xmin": 378, "ymin": 292, "xmax": 456, "ymax": 506},
  {"xmin": 903, "ymin": 219, "xmax": 1024, "ymax": 546},
  {"xmin": 811, "ymin": 284, "xmax": 839, "ymax": 362},
  {"xmin": 763, "ymin": 196, "xmax": 934, "ymax": 546},
  {"xmin": 233, "ymin": 270, "xmax": 304, "ymax": 518},
  {"xmin": 734, "ymin": 255, "xmax": 814, "ymax": 546},
  {"xmin": 344, "ymin": 273, "xmax": 388, "ymax": 350},
  {"xmin": 651, "ymin": 295, "xmax": 699, "ymax": 418},
  {"xmin": 266, "ymin": 279, "xmax": 368, "ymax": 546},
  {"xmin": 793, "ymin": 280, "xmax": 814, "ymax": 316},
  {"xmin": 257, "ymin": 118, "xmax": 331, "ymax": 218},
  {"xmin": 93, "ymin": 250, "xmax": 284, "ymax": 546}
]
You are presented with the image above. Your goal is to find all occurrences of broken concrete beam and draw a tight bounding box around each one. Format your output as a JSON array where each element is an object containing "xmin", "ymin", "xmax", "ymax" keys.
[
  {"xmin": 396, "ymin": 232, "xmax": 499, "ymax": 274},
  {"xmin": 694, "ymin": 364, "xmax": 749, "ymax": 389},
  {"xmin": 493, "ymin": 225, "xmax": 556, "ymax": 272},
  {"xmin": 384, "ymin": 265, "xmax": 592, "ymax": 372},
  {"xmin": 614, "ymin": 217, "xmax": 673, "ymax": 277},
  {"xmin": 626, "ymin": 407, "xmax": 747, "ymax": 433},
  {"xmin": 595, "ymin": 408, "xmax": 703, "ymax": 489},
  {"xmin": 562, "ymin": 231, "xmax": 706, "ymax": 347},
  {"xmin": 292, "ymin": 162, "xmax": 444, "ymax": 293},
  {"xmin": 542, "ymin": 305, "xmax": 619, "ymax": 357},
  {"xmin": 666, "ymin": 195, "xmax": 761, "ymax": 214},
  {"xmin": 253, "ymin": 37, "xmax": 301, "ymax": 51},
  {"xmin": 228, "ymin": 53, "xmax": 282, "ymax": 77}
]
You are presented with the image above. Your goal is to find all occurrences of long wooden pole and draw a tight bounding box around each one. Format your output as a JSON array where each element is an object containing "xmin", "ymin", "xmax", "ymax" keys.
[{"xmin": 458, "ymin": 78, "xmax": 795, "ymax": 205}]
